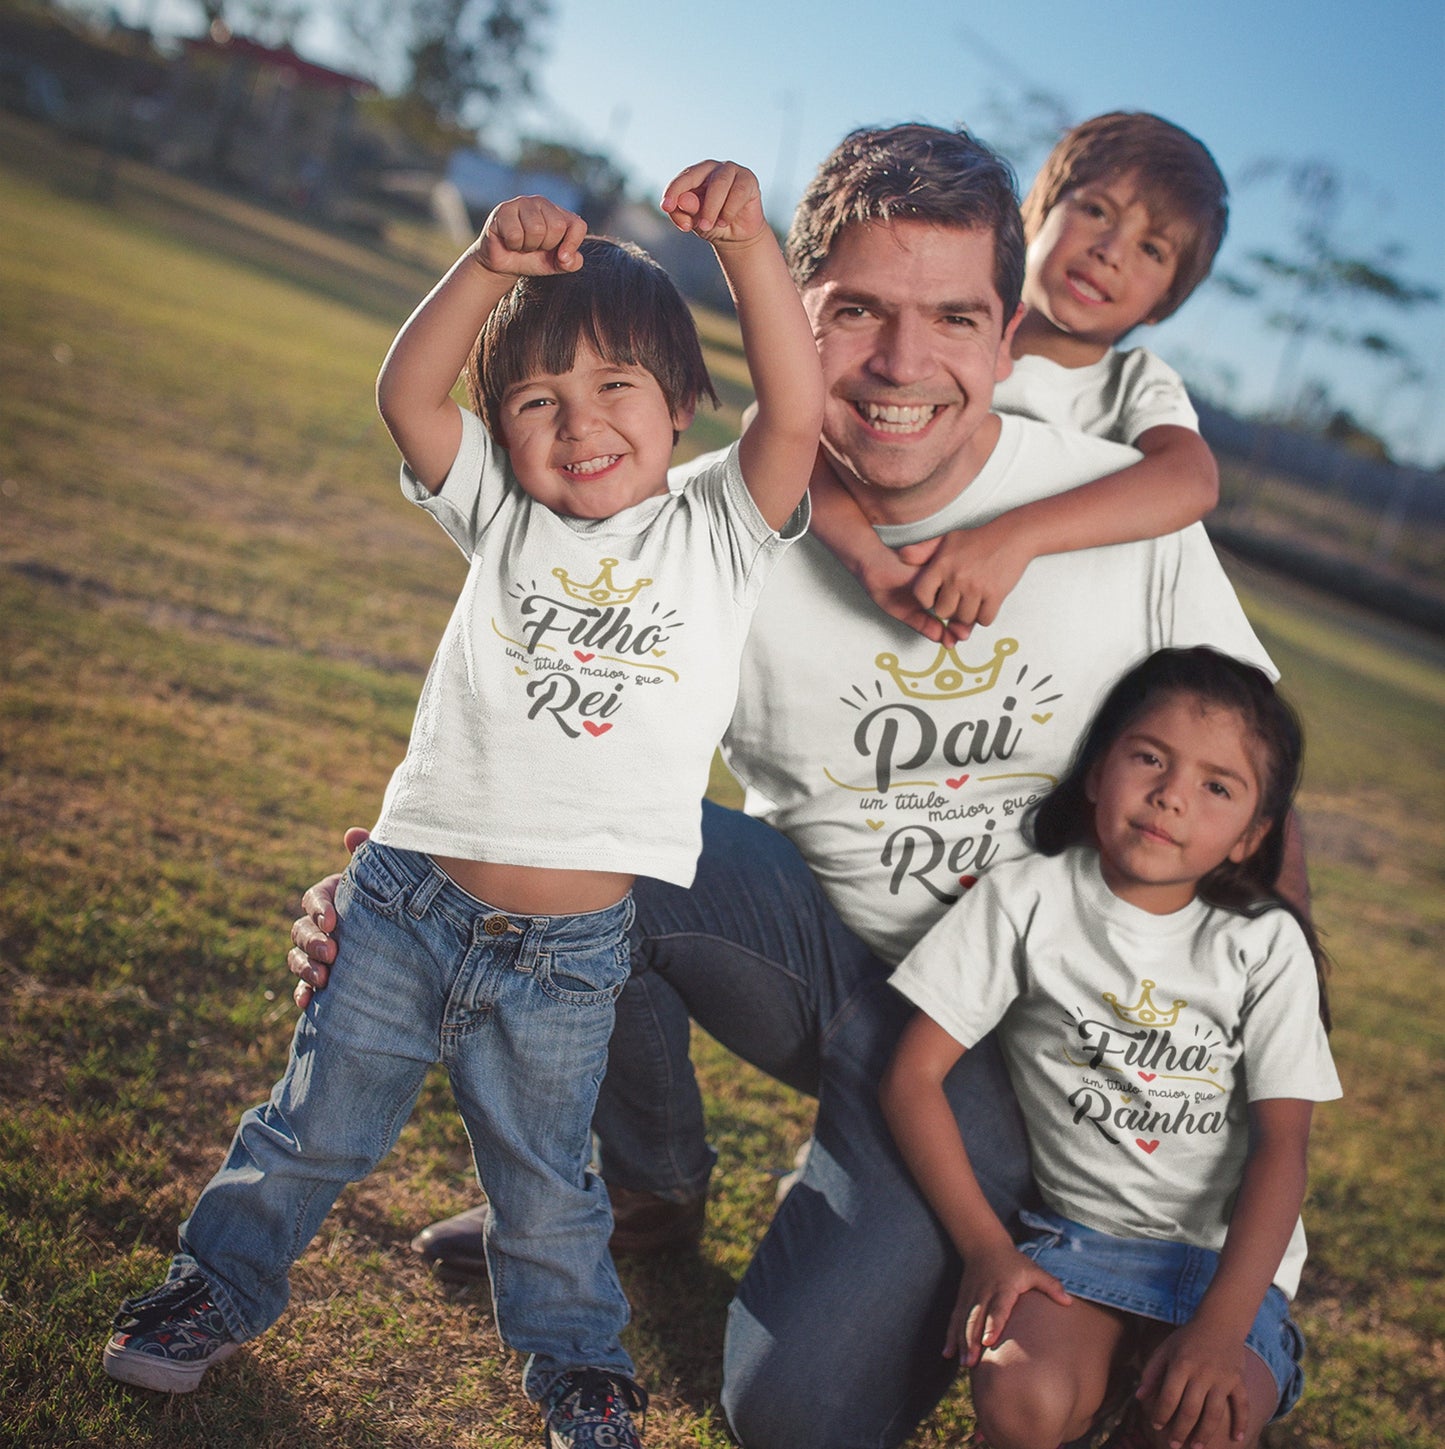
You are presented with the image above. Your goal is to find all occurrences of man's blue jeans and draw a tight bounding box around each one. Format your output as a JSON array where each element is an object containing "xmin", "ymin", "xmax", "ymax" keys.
[
  {"xmin": 593, "ymin": 802, "xmax": 1039, "ymax": 1449},
  {"xmin": 175, "ymin": 840, "xmax": 635, "ymax": 1401}
]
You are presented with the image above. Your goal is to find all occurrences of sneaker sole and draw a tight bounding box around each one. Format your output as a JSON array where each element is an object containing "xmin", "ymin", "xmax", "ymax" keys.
[{"xmin": 102, "ymin": 1339, "xmax": 240, "ymax": 1393}]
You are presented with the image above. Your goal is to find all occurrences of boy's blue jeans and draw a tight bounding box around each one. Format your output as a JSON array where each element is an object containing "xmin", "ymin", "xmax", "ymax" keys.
[
  {"xmin": 592, "ymin": 802, "xmax": 1039, "ymax": 1449},
  {"xmin": 174, "ymin": 840, "xmax": 635, "ymax": 1402}
]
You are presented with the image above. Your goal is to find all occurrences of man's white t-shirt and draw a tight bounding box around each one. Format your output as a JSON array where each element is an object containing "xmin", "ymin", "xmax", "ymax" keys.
[
  {"xmin": 372, "ymin": 411, "xmax": 806, "ymax": 887},
  {"xmin": 889, "ymin": 846, "xmax": 1341, "ymax": 1296},
  {"xmin": 716, "ymin": 415, "xmax": 1273, "ymax": 964},
  {"xmin": 994, "ymin": 347, "xmax": 1198, "ymax": 445}
]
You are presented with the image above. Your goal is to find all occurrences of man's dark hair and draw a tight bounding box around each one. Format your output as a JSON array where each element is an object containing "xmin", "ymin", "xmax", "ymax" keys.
[
  {"xmin": 1021, "ymin": 112, "xmax": 1229, "ymax": 323},
  {"xmin": 468, "ymin": 236, "xmax": 718, "ymax": 442},
  {"xmin": 785, "ymin": 123, "xmax": 1024, "ymax": 316}
]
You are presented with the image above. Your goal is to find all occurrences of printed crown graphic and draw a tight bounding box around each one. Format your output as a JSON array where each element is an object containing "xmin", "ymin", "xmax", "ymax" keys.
[
  {"xmin": 552, "ymin": 558, "xmax": 654, "ymax": 605},
  {"xmin": 1103, "ymin": 979, "xmax": 1187, "ymax": 1029},
  {"xmin": 874, "ymin": 638, "xmax": 1019, "ymax": 701}
]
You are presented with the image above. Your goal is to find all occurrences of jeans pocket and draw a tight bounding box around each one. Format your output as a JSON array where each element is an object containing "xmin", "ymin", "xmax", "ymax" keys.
[
  {"xmin": 539, "ymin": 936, "xmax": 630, "ymax": 1006},
  {"xmin": 338, "ymin": 841, "xmax": 409, "ymax": 921}
]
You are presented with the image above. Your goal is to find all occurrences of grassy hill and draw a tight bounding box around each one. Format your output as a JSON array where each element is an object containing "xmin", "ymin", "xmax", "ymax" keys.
[{"xmin": 1, "ymin": 112, "xmax": 1441, "ymax": 1447}]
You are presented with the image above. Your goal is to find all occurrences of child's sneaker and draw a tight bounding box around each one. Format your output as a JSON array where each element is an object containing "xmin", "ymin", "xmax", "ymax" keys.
[
  {"xmin": 541, "ymin": 1368, "xmax": 648, "ymax": 1448},
  {"xmin": 102, "ymin": 1273, "xmax": 240, "ymax": 1393}
]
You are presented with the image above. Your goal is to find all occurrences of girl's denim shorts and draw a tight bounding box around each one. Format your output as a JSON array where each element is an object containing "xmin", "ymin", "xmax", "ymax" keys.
[{"xmin": 1017, "ymin": 1207, "xmax": 1305, "ymax": 1419}]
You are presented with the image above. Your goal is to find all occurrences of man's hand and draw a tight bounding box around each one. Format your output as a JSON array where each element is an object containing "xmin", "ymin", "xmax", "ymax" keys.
[
  {"xmin": 661, "ymin": 161, "xmax": 767, "ymax": 250},
  {"xmin": 288, "ymin": 828, "xmax": 369, "ymax": 1010},
  {"xmin": 472, "ymin": 194, "xmax": 589, "ymax": 278},
  {"xmin": 1136, "ymin": 1317, "xmax": 1251, "ymax": 1449},
  {"xmin": 945, "ymin": 1241, "xmax": 1073, "ymax": 1366}
]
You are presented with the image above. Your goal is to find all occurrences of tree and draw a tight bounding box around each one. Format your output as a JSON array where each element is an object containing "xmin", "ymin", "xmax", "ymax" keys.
[
  {"xmin": 403, "ymin": 0, "xmax": 548, "ymax": 131},
  {"xmin": 515, "ymin": 136, "xmax": 626, "ymax": 219},
  {"xmin": 332, "ymin": 0, "xmax": 548, "ymax": 136},
  {"xmin": 1217, "ymin": 159, "xmax": 1440, "ymax": 423}
]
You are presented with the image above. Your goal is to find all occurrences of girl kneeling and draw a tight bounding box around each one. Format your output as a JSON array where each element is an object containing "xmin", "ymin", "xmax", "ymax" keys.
[{"xmin": 882, "ymin": 646, "xmax": 1337, "ymax": 1449}]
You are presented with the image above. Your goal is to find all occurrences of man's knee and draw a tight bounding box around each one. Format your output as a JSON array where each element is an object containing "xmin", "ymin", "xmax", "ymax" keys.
[{"xmin": 721, "ymin": 1293, "xmax": 936, "ymax": 1449}]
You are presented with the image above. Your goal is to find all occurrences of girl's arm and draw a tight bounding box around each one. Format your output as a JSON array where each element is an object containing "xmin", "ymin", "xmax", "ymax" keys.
[
  {"xmin": 376, "ymin": 197, "xmax": 589, "ymax": 494},
  {"xmin": 662, "ymin": 161, "xmax": 824, "ymax": 532},
  {"xmin": 880, "ymin": 1011, "xmax": 1071, "ymax": 1364},
  {"xmin": 904, "ymin": 424, "xmax": 1219, "ymax": 634},
  {"xmin": 1136, "ymin": 1097, "xmax": 1314, "ymax": 1449}
]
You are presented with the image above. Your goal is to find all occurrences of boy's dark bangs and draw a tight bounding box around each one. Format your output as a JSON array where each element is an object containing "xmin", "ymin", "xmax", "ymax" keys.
[
  {"xmin": 474, "ymin": 236, "xmax": 718, "ymax": 437},
  {"xmin": 511, "ymin": 287, "xmax": 646, "ymax": 386}
]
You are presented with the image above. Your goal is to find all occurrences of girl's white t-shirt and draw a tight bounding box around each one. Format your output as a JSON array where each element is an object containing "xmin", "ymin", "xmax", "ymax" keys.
[{"xmin": 890, "ymin": 845, "xmax": 1340, "ymax": 1296}]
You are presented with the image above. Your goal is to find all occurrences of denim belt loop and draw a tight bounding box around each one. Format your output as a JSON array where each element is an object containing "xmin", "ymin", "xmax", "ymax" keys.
[
  {"xmin": 405, "ymin": 862, "xmax": 448, "ymax": 920},
  {"xmin": 512, "ymin": 917, "xmax": 549, "ymax": 973}
]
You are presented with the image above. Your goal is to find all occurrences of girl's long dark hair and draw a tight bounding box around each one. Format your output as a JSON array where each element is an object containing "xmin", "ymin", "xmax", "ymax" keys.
[{"xmin": 1024, "ymin": 646, "xmax": 1331, "ymax": 1028}]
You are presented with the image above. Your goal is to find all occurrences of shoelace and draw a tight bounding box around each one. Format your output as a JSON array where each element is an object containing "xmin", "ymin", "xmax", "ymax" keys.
[
  {"xmin": 112, "ymin": 1275, "xmax": 212, "ymax": 1333},
  {"xmin": 548, "ymin": 1369, "xmax": 649, "ymax": 1425}
]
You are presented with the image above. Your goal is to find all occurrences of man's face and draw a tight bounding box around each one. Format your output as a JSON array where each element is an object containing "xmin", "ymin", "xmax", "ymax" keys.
[{"xmin": 801, "ymin": 219, "xmax": 1021, "ymax": 523}]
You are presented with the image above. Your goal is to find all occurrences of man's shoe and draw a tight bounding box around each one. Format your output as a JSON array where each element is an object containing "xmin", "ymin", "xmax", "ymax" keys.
[
  {"xmin": 102, "ymin": 1273, "xmax": 241, "ymax": 1394},
  {"xmin": 411, "ymin": 1204, "xmax": 492, "ymax": 1282},
  {"xmin": 541, "ymin": 1368, "xmax": 647, "ymax": 1448},
  {"xmin": 412, "ymin": 1187, "xmax": 706, "ymax": 1280},
  {"xmin": 605, "ymin": 1183, "xmax": 706, "ymax": 1257}
]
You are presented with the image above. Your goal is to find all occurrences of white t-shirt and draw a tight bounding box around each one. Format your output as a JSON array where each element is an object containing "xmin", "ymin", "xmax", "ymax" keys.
[
  {"xmin": 890, "ymin": 847, "xmax": 1340, "ymax": 1297},
  {"xmin": 372, "ymin": 411, "xmax": 806, "ymax": 887},
  {"xmin": 717, "ymin": 415, "xmax": 1274, "ymax": 964},
  {"xmin": 995, "ymin": 347, "xmax": 1198, "ymax": 445}
]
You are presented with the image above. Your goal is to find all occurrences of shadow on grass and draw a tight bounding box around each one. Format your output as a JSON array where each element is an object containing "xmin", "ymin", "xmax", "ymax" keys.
[{"xmin": 623, "ymin": 1250, "xmax": 738, "ymax": 1414}]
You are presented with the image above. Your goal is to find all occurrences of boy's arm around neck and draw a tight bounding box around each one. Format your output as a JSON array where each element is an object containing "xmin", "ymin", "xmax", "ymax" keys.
[
  {"xmin": 987, "ymin": 422, "xmax": 1219, "ymax": 559},
  {"xmin": 900, "ymin": 424, "xmax": 1219, "ymax": 637}
]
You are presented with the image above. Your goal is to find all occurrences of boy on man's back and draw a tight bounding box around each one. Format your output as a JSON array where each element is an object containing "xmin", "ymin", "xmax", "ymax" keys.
[{"xmin": 813, "ymin": 111, "xmax": 1230, "ymax": 643}]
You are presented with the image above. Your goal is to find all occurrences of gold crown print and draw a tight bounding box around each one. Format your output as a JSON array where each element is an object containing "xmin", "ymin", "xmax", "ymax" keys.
[
  {"xmin": 1103, "ymin": 979, "xmax": 1187, "ymax": 1029},
  {"xmin": 873, "ymin": 638, "xmax": 1019, "ymax": 701},
  {"xmin": 552, "ymin": 558, "xmax": 654, "ymax": 606}
]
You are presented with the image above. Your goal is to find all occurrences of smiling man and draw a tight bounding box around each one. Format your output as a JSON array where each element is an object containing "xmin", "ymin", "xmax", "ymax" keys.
[{"xmin": 293, "ymin": 125, "xmax": 1281, "ymax": 1448}]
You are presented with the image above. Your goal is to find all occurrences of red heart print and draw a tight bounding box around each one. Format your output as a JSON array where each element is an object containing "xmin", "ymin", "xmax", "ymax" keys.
[
  {"xmin": 946, "ymin": 775, "xmax": 970, "ymax": 789},
  {"xmin": 583, "ymin": 721, "xmax": 612, "ymax": 737},
  {"xmin": 574, "ymin": 651, "xmax": 596, "ymax": 663},
  {"xmin": 1138, "ymin": 1072, "xmax": 1156, "ymax": 1082},
  {"xmin": 1136, "ymin": 1139, "xmax": 1160, "ymax": 1154},
  {"xmin": 957, "ymin": 875, "xmax": 978, "ymax": 890}
]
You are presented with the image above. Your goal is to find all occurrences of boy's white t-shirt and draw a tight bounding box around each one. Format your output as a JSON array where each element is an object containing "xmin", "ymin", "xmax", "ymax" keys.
[
  {"xmin": 994, "ymin": 347, "xmax": 1198, "ymax": 445},
  {"xmin": 889, "ymin": 846, "xmax": 1341, "ymax": 1297},
  {"xmin": 371, "ymin": 410, "xmax": 806, "ymax": 887},
  {"xmin": 715, "ymin": 416, "xmax": 1274, "ymax": 965}
]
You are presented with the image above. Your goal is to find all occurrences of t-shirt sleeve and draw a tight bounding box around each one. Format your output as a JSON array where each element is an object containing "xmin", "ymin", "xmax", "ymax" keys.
[
  {"xmin": 399, "ymin": 409, "xmax": 509, "ymax": 556},
  {"xmin": 888, "ymin": 870, "xmax": 1028, "ymax": 1047},
  {"xmin": 1237, "ymin": 910, "xmax": 1341, "ymax": 1104},
  {"xmin": 1153, "ymin": 525, "xmax": 1278, "ymax": 680},
  {"xmin": 1117, "ymin": 349, "xmax": 1200, "ymax": 443},
  {"xmin": 686, "ymin": 441, "xmax": 811, "ymax": 604}
]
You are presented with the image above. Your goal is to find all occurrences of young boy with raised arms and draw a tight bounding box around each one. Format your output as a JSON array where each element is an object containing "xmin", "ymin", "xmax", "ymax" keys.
[
  {"xmin": 101, "ymin": 159, "xmax": 821, "ymax": 1449},
  {"xmin": 813, "ymin": 111, "xmax": 1229, "ymax": 644}
]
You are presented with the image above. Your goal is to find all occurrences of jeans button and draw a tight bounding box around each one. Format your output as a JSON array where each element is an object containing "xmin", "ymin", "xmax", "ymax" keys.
[{"xmin": 483, "ymin": 914, "xmax": 509, "ymax": 936}]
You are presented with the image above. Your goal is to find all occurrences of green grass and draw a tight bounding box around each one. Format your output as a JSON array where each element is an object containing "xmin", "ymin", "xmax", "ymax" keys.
[{"xmin": 1, "ymin": 112, "xmax": 1441, "ymax": 1446}]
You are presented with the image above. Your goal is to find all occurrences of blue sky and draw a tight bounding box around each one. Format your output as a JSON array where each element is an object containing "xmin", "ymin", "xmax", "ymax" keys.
[{"xmin": 115, "ymin": 0, "xmax": 1445, "ymax": 464}]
